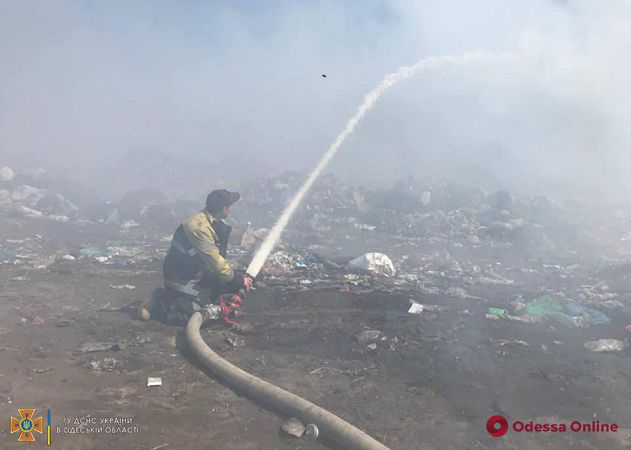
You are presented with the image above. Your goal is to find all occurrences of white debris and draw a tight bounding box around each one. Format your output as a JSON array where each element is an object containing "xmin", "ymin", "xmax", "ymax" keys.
[
  {"xmin": 584, "ymin": 339, "xmax": 628, "ymax": 352},
  {"xmin": 353, "ymin": 222, "xmax": 377, "ymax": 231},
  {"xmin": 281, "ymin": 417, "xmax": 305, "ymax": 438},
  {"xmin": 11, "ymin": 185, "xmax": 47, "ymax": 204},
  {"xmin": 304, "ymin": 424, "xmax": 319, "ymax": 440},
  {"xmin": 17, "ymin": 205, "xmax": 43, "ymax": 218},
  {"xmin": 120, "ymin": 220, "xmax": 139, "ymax": 229},
  {"xmin": 356, "ymin": 329, "xmax": 381, "ymax": 344},
  {"xmin": 408, "ymin": 302, "xmax": 424, "ymax": 314},
  {"xmin": 109, "ymin": 284, "xmax": 136, "ymax": 290},
  {"xmin": 0, "ymin": 166, "xmax": 14, "ymax": 181},
  {"xmin": 408, "ymin": 301, "xmax": 448, "ymax": 314},
  {"xmin": 147, "ymin": 377, "xmax": 162, "ymax": 387},
  {"xmin": 347, "ymin": 252, "xmax": 396, "ymax": 277},
  {"xmin": 48, "ymin": 214, "xmax": 69, "ymax": 222}
]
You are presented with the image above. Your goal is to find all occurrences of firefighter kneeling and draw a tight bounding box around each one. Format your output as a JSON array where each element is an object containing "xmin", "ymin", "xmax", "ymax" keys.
[{"xmin": 139, "ymin": 189, "xmax": 253, "ymax": 325}]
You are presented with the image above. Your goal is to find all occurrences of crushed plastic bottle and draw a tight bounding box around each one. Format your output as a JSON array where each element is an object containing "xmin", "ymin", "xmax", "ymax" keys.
[{"xmin": 304, "ymin": 423, "xmax": 319, "ymax": 440}]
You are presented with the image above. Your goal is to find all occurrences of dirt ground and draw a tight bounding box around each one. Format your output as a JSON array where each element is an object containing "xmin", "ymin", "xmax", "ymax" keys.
[{"xmin": 1, "ymin": 217, "xmax": 631, "ymax": 450}]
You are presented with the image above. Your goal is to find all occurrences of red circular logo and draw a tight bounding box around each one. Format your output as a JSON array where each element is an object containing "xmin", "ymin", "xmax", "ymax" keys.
[{"xmin": 487, "ymin": 415, "xmax": 509, "ymax": 437}]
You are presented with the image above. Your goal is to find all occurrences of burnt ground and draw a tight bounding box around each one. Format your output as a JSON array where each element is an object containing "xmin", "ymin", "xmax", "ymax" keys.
[{"xmin": 1, "ymin": 217, "xmax": 631, "ymax": 450}]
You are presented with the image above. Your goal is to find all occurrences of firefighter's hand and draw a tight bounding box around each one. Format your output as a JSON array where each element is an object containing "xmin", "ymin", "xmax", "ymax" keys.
[{"xmin": 243, "ymin": 275, "xmax": 254, "ymax": 291}]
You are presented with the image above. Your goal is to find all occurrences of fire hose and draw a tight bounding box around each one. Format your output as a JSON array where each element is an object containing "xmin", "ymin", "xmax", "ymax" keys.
[{"xmin": 185, "ymin": 304, "xmax": 390, "ymax": 450}]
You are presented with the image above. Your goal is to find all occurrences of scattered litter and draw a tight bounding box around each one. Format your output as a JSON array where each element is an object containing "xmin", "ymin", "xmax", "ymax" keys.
[
  {"xmin": 164, "ymin": 336, "xmax": 177, "ymax": 348},
  {"xmin": 493, "ymin": 339, "xmax": 530, "ymax": 348},
  {"xmin": 17, "ymin": 205, "xmax": 43, "ymax": 218},
  {"xmin": 224, "ymin": 332, "xmax": 246, "ymax": 348},
  {"xmin": 304, "ymin": 423, "xmax": 319, "ymax": 440},
  {"xmin": 564, "ymin": 302, "xmax": 610, "ymax": 325},
  {"xmin": 281, "ymin": 417, "xmax": 305, "ymax": 438},
  {"xmin": 367, "ymin": 343, "xmax": 378, "ymax": 351},
  {"xmin": 27, "ymin": 367, "xmax": 53, "ymax": 374},
  {"xmin": 486, "ymin": 308, "xmax": 508, "ymax": 319},
  {"xmin": 55, "ymin": 319, "xmax": 72, "ymax": 328},
  {"xmin": 444, "ymin": 287, "xmax": 472, "ymax": 299},
  {"xmin": 32, "ymin": 317, "xmax": 45, "ymax": 325},
  {"xmin": 549, "ymin": 312, "xmax": 590, "ymax": 328},
  {"xmin": 121, "ymin": 220, "xmax": 140, "ymax": 230},
  {"xmin": 49, "ymin": 214, "xmax": 69, "ymax": 222},
  {"xmin": 355, "ymin": 330, "xmax": 381, "ymax": 345},
  {"xmin": 541, "ymin": 344, "xmax": 549, "ymax": 354},
  {"xmin": 476, "ymin": 274, "xmax": 514, "ymax": 285},
  {"xmin": 584, "ymin": 339, "xmax": 628, "ymax": 353},
  {"xmin": 90, "ymin": 358, "xmax": 119, "ymax": 372},
  {"xmin": 79, "ymin": 247, "xmax": 104, "ymax": 257},
  {"xmin": 486, "ymin": 295, "xmax": 612, "ymax": 329},
  {"xmin": 408, "ymin": 302, "xmax": 424, "ymax": 314},
  {"xmin": 138, "ymin": 308, "xmax": 151, "ymax": 321},
  {"xmin": 523, "ymin": 295, "xmax": 563, "ymax": 317},
  {"xmin": 347, "ymin": 253, "xmax": 395, "ymax": 277},
  {"xmin": 352, "ymin": 222, "xmax": 376, "ymax": 231},
  {"xmin": 147, "ymin": 377, "xmax": 162, "ymax": 387},
  {"xmin": 149, "ymin": 444, "xmax": 169, "ymax": 450},
  {"xmin": 136, "ymin": 334, "xmax": 152, "ymax": 344},
  {"xmin": 230, "ymin": 321, "xmax": 254, "ymax": 334},
  {"xmin": 408, "ymin": 301, "xmax": 447, "ymax": 314},
  {"xmin": 109, "ymin": 284, "xmax": 136, "ymax": 290},
  {"xmin": 60, "ymin": 254, "xmax": 76, "ymax": 261},
  {"xmin": 79, "ymin": 342, "xmax": 121, "ymax": 354}
]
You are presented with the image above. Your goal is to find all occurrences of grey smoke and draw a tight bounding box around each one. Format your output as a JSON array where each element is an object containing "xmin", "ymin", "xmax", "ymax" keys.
[{"xmin": 1, "ymin": 1, "xmax": 629, "ymax": 202}]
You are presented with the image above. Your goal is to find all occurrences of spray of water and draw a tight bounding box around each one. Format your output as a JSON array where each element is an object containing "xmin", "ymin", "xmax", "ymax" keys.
[{"xmin": 247, "ymin": 51, "xmax": 516, "ymax": 278}]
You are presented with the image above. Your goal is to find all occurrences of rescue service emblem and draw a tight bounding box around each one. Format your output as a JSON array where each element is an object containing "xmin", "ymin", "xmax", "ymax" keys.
[{"xmin": 10, "ymin": 409, "xmax": 43, "ymax": 442}]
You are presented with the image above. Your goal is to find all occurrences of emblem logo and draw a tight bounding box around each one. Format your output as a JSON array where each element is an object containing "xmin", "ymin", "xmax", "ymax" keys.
[{"xmin": 10, "ymin": 409, "xmax": 43, "ymax": 442}]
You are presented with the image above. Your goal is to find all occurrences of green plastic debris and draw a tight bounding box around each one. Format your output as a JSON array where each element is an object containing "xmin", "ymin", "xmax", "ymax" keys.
[
  {"xmin": 523, "ymin": 295, "xmax": 563, "ymax": 317},
  {"xmin": 487, "ymin": 307, "xmax": 508, "ymax": 318}
]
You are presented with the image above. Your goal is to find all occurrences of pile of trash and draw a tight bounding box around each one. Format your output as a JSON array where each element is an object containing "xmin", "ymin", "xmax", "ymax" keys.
[
  {"xmin": 236, "ymin": 172, "xmax": 595, "ymax": 259},
  {"xmin": 0, "ymin": 166, "xmax": 79, "ymax": 222},
  {"xmin": 0, "ymin": 166, "xmax": 610, "ymax": 261},
  {"xmin": 261, "ymin": 250, "xmax": 324, "ymax": 277},
  {"xmin": 0, "ymin": 164, "xmax": 199, "ymax": 235},
  {"xmin": 3, "ymin": 166, "xmax": 631, "ymax": 302}
]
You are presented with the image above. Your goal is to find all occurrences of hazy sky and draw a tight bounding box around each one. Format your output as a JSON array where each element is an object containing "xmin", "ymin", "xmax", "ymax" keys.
[{"xmin": 1, "ymin": 1, "xmax": 629, "ymax": 199}]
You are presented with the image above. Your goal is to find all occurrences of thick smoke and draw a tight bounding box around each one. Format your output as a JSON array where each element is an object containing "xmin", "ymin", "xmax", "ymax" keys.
[{"xmin": 0, "ymin": 1, "xmax": 629, "ymax": 202}]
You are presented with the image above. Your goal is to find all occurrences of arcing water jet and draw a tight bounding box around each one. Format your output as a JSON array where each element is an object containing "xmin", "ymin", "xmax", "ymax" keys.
[
  {"xmin": 246, "ymin": 51, "xmax": 516, "ymax": 278},
  {"xmin": 191, "ymin": 51, "xmax": 518, "ymax": 450}
]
